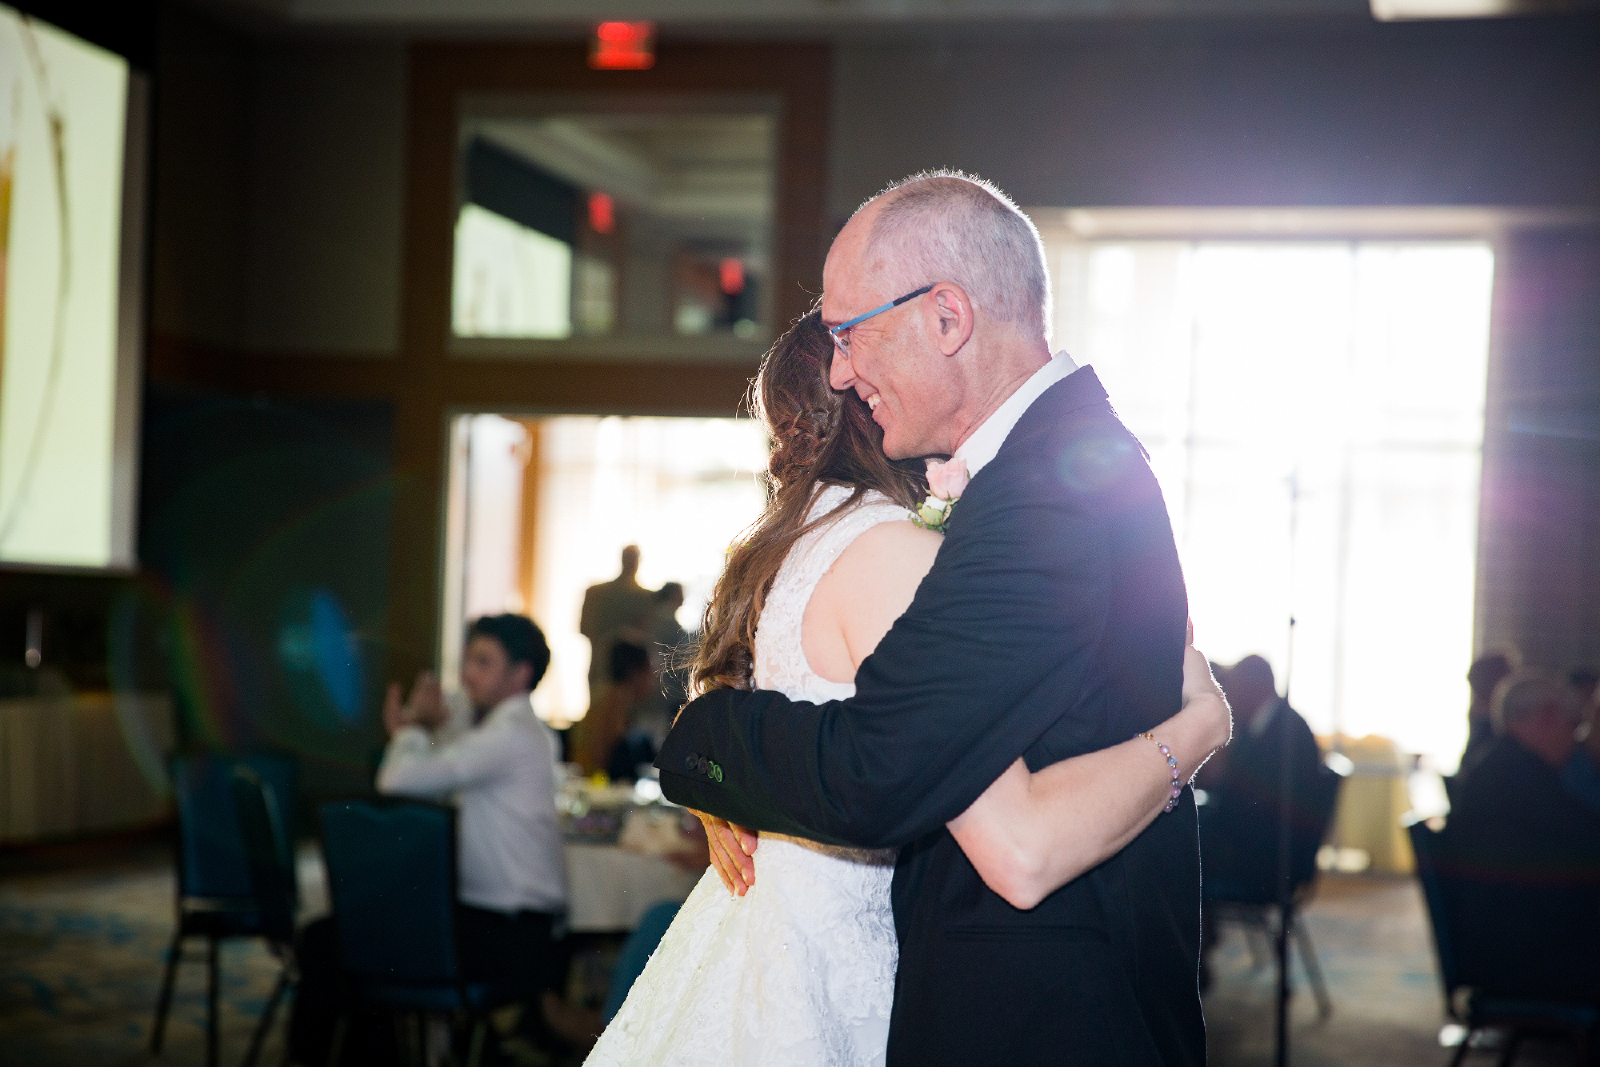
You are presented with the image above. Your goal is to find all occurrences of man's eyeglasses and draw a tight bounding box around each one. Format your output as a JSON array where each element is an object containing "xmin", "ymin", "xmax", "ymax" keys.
[{"xmin": 827, "ymin": 285, "xmax": 934, "ymax": 358}]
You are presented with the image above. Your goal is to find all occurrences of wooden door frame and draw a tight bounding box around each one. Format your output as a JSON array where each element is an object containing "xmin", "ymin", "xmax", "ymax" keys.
[{"xmin": 389, "ymin": 39, "xmax": 830, "ymax": 681}]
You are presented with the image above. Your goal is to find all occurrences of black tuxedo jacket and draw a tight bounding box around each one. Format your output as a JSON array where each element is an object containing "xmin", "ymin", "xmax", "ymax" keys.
[{"xmin": 659, "ymin": 368, "xmax": 1204, "ymax": 1066}]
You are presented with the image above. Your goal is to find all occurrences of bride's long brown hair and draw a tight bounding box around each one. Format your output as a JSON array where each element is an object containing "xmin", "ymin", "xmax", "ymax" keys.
[{"xmin": 689, "ymin": 311, "xmax": 928, "ymax": 695}]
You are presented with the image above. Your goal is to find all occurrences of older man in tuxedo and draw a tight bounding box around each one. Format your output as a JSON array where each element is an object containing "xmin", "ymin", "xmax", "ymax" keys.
[{"xmin": 660, "ymin": 172, "xmax": 1202, "ymax": 1066}]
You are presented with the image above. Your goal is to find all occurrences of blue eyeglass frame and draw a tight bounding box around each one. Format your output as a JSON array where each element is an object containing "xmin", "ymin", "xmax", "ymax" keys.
[{"xmin": 827, "ymin": 284, "xmax": 934, "ymax": 354}]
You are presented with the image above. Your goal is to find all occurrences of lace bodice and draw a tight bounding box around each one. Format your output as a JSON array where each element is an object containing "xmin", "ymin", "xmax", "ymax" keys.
[{"xmin": 586, "ymin": 486, "xmax": 912, "ymax": 1067}]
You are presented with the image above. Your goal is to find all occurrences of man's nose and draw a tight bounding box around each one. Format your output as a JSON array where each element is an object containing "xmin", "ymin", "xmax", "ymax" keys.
[{"xmin": 829, "ymin": 348, "xmax": 855, "ymax": 391}]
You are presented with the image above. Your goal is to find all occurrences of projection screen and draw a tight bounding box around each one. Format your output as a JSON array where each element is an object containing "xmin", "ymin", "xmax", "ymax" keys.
[{"xmin": 0, "ymin": 4, "xmax": 146, "ymax": 570}]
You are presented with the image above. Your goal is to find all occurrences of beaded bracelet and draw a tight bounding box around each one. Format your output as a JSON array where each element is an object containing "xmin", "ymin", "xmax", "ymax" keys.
[{"xmin": 1139, "ymin": 731, "xmax": 1182, "ymax": 813}]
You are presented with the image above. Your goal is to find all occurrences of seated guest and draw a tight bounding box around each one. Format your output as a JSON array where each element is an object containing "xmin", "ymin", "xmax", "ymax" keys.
[
  {"xmin": 1442, "ymin": 671, "xmax": 1600, "ymax": 1004},
  {"xmin": 377, "ymin": 614, "xmax": 567, "ymax": 983},
  {"xmin": 574, "ymin": 641, "xmax": 658, "ymax": 779},
  {"xmin": 291, "ymin": 615, "xmax": 587, "ymax": 1063},
  {"xmin": 1457, "ymin": 648, "xmax": 1520, "ymax": 781},
  {"xmin": 1199, "ymin": 655, "xmax": 1324, "ymax": 890},
  {"xmin": 1196, "ymin": 655, "xmax": 1322, "ymax": 985}
]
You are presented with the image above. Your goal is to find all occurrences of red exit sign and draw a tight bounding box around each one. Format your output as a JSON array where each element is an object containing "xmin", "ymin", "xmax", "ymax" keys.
[{"xmin": 590, "ymin": 22, "xmax": 655, "ymax": 70}]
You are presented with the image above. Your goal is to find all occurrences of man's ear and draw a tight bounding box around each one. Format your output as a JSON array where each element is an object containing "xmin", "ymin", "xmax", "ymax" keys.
[
  {"xmin": 930, "ymin": 282, "xmax": 974, "ymax": 357},
  {"xmin": 512, "ymin": 661, "xmax": 535, "ymax": 693}
]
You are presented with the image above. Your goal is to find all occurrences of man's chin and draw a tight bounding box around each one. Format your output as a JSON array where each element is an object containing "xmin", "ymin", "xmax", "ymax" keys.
[
  {"xmin": 881, "ymin": 438, "xmax": 914, "ymax": 461},
  {"xmin": 879, "ymin": 430, "xmax": 926, "ymax": 462}
]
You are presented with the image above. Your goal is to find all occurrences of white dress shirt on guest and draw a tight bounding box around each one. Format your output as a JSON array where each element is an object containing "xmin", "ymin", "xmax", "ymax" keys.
[{"xmin": 377, "ymin": 693, "xmax": 568, "ymax": 915}]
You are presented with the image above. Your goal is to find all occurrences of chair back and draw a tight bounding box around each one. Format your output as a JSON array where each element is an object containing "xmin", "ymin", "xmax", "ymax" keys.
[
  {"xmin": 231, "ymin": 766, "xmax": 298, "ymax": 945},
  {"xmin": 172, "ymin": 753, "xmax": 298, "ymax": 903},
  {"xmin": 1405, "ymin": 816, "xmax": 1462, "ymax": 1008},
  {"xmin": 319, "ymin": 799, "xmax": 459, "ymax": 987},
  {"xmin": 1294, "ymin": 761, "xmax": 1346, "ymax": 890}
]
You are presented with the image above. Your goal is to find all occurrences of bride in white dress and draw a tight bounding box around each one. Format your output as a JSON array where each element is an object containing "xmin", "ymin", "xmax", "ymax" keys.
[{"xmin": 586, "ymin": 314, "xmax": 1230, "ymax": 1067}]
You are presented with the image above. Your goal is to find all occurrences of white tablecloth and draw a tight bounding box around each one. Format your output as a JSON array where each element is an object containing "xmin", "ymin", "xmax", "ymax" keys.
[{"xmin": 564, "ymin": 842, "xmax": 704, "ymax": 933}]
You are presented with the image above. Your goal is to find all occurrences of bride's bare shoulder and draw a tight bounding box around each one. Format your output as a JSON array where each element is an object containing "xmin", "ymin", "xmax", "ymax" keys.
[
  {"xmin": 805, "ymin": 519, "xmax": 942, "ymax": 677},
  {"xmin": 832, "ymin": 519, "xmax": 942, "ymax": 586}
]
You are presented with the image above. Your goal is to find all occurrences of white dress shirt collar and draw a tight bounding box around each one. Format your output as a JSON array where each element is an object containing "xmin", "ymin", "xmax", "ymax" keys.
[{"xmin": 952, "ymin": 350, "xmax": 1079, "ymax": 478}]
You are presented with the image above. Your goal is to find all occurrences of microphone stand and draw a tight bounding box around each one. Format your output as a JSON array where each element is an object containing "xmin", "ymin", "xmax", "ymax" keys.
[{"xmin": 1275, "ymin": 469, "xmax": 1301, "ymax": 1067}]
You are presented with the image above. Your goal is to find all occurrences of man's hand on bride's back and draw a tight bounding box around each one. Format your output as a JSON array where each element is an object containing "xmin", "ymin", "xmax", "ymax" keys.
[{"xmin": 693, "ymin": 809, "xmax": 759, "ymax": 897}]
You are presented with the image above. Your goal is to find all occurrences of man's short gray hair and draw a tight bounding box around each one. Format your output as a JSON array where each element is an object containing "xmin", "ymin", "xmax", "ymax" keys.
[
  {"xmin": 860, "ymin": 170, "xmax": 1050, "ymax": 338},
  {"xmin": 1492, "ymin": 670, "xmax": 1579, "ymax": 735}
]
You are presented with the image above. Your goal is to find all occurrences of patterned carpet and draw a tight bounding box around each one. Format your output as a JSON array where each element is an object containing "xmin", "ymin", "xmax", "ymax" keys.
[
  {"xmin": 0, "ymin": 852, "xmax": 1579, "ymax": 1067},
  {"xmin": 0, "ymin": 846, "xmax": 294, "ymax": 1067},
  {"xmin": 1206, "ymin": 874, "xmax": 1448, "ymax": 1065},
  {"xmin": 1204, "ymin": 875, "xmax": 1577, "ymax": 1067}
]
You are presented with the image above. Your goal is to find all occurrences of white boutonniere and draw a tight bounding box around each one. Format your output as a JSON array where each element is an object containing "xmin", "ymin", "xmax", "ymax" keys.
[{"xmin": 910, "ymin": 457, "xmax": 969, "ymax": 533}]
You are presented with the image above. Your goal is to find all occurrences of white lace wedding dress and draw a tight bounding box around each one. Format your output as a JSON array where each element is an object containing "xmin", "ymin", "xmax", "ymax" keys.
[{"xmin": 585, "ymin": 485, "xmax": 908, "ymax": 1067}]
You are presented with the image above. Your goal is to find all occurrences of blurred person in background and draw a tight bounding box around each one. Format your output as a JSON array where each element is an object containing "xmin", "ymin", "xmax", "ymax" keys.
[
  {"xmin": 1195, "ymin": 654, "xmax": 1322, "ymax": 986},
  {"xmin": 290, "ymin": 615, "xmax": 593, "ymax": 1063},
  {"xmin": 580, "ymin": 545, "xmax": 655, "ymax": 722},
  {"xmin": 1197, "ymin": 655, "xmax": 1321, "ymax": 858},
  {"xmin": 1455, "ymin": 669, "xmax": 1600, "ymax": 819},
  {"xmin": 645, "ymin": 581, "xmax": 691, "ymax": 744},
  {"xmin": 1441, "ymin": 670, "xmax": 1600, "ymax": 1005},
  {"xmin": 573, "ymin": 640, "xmax": 658, "ymax": 779},
  {"xmin": 376, "ymin": 615, "xmax": 568, "ymax": 973},
  {"xmin": 1457, "ymin": 648, "xmax": 1520, "ymax": 780}
]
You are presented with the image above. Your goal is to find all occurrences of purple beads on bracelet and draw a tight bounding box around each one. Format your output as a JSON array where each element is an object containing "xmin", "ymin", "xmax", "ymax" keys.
[{"xmin": 1139, "ymin": 731, "xmax": 1183, "ymax": 813}]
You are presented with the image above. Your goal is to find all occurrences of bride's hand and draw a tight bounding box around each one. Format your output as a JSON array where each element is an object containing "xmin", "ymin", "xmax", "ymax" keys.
[
  {"xmin": 693, "ymin": 809, "xmax": 759, "ymax": 896},
  {"xmin": 1181, "ymin": 643, "xmax": 1232, "ymax": 758}
]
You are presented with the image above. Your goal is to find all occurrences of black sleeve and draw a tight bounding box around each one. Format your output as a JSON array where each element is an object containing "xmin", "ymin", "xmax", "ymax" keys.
[{"xmin": 657, "ymin": 469, "xmax": 1113, "ymax": 850}]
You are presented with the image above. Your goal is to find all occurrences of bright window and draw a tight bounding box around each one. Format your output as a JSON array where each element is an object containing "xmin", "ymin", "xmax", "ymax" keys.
[
  {"xmin": 441, "ymin": 413, "xmax": 769, "ymax": 725},
  {"xmin": 1051, "ymin": 239, "xmax": 1494, "ymax": 769}
]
